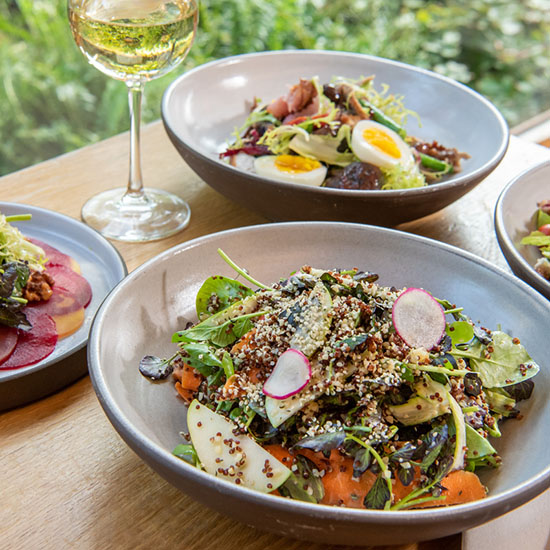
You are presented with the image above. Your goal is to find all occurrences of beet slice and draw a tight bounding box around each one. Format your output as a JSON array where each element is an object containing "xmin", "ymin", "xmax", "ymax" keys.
[
  {"xmin": 0, "ymin": 309, "xmax": 57, "ymax": 370},
  {"xmin": 27, "ymin": 237, "xmax": 76, "ymax": 270},
  {"xmin": 46, "ymin": 264, "xmax": 92, "ymax": 308},
  {"xmin": 0, "ymin": 325, "xmax": 19, "ymax": 365},
  {"xmin": 27, "ymin": 286, "xmax": 83, "ymax": 316}
]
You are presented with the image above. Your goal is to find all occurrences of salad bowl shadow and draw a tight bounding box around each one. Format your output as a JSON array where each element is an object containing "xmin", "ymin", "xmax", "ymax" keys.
[
  {"xmin": 88, "ymin": 222, "xmax": 550, "ymax": 546},
  {"xmin": 161, "ymin": 50, "xmax": 509, "ymax": 226},
  {"xmin": 495, "ymin": 159, "xmax": 550, "ymax": 300}
]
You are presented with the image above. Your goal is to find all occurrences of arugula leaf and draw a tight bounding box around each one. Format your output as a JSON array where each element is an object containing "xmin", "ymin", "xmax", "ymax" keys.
[
  {"xmin": 174, "ymin": 311, "xmax": 263, "ymax": 348},
  {"xmin": 179, "ymin": 342, "xmax": 221, "ymax": 377},
  {"xmin": 195, "ymin": 276, "xmax": 253, "ymax": 319}
]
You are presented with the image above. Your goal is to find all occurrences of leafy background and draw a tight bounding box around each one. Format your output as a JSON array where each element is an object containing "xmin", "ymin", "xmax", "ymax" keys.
[{"xmin": 0, "ymin": 0, "xmax": 549, "ymax": 175}]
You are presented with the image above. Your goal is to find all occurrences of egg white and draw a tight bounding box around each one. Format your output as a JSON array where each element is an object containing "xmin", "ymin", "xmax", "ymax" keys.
[
  {"xmin": 254, "ymin": 155, "xmax": 327, "ymax": 186},
  {"xmin": 351, "ymin": 120, "xmax": 413, "ymax": 169}
]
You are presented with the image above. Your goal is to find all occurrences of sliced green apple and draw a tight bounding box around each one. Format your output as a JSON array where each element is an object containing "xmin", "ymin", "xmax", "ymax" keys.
[{"xmin": 187, "ymin": 400, "xmax": 291, "ymax": 492}]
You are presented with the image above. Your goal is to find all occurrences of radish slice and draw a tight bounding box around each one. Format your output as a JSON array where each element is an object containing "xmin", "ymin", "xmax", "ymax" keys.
[
  {"xmin": 262, "ymin": 348, "xmax": 311, "ymax": 400},
  {"xmin": 392, "ymin": 287, "xmax": 446, "ymax": 350}
]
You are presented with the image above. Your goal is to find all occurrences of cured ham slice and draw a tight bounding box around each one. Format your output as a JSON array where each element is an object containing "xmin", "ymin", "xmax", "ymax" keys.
[
  {"xmin": 266, "ymin": 79, "xmax": 318, "ymax": 120},
  {"xmin": 0, "ymin": 326, "xmax": 18, "ymax": 365},
  {"xmin": 0, "ymin": 309, "xmax": 57, "ymax": 370}
]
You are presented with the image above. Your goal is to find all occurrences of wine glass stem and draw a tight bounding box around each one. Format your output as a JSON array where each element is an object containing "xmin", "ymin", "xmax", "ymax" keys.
[{"xmin": 127, "ymin": 81, "xmax": 145, "ymax": 198}]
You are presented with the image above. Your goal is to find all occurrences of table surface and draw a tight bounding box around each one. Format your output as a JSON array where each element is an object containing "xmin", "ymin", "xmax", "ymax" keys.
[{"xmin": 1, "ymin": 121, "xmax": 549, "ymax": 550}]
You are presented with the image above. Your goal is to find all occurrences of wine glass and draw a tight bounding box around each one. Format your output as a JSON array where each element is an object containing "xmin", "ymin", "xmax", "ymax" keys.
[{"xmin": 68, "ymin": 0, "xmax": 198, "ymax": 242}]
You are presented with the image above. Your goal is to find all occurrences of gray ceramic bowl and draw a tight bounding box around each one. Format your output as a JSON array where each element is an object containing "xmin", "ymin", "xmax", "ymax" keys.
[
  {"xmin": 0, "ymin": 202, "xmax": 127, "ymax": 410},
  {"xmin": 161, "ymin": 50, "xmax": 509, "ymax": 226},
  {"xmin": 88, "ymin": 222, "xmax": 549, "ymax": 546},
  {"xmin": 495, "ymin": 160, "xmax": 550, "ymax": 300}
]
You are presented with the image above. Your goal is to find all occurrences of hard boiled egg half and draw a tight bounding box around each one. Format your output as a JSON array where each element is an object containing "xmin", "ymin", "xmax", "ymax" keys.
[
  {"xmin": 351, "ymin": 120, "xmax": 413, "ymax": 169},
  {"xmin": 253, "ymin": 154, "xmax": 327, "ymax": 186}
]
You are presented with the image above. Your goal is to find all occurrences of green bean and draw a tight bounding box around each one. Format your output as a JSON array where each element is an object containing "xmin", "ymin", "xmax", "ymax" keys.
[
  {"xmin": 359, "ymin": 100, "xmax": 407, "ymax": 138},
  {"xmin": 419, "ymin": 152, "xmax": 453, "ymax": 174}
]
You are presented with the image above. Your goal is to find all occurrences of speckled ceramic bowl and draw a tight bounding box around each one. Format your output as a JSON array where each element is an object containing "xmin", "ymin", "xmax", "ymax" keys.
[
  {"xmin": 495, "ymin": 160, "xmax": 550, "ymax": 300},
  {"xmin": 88, "ymin": 222, "xmax": 549, "ymax": 546},
  {"xmin": 162, "ymin": 50, "xmax": 509, "ymax": 226}
]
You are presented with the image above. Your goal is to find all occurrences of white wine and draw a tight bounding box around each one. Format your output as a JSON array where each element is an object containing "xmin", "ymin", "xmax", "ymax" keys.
[{"xmin": 69, "ymin": 0, "xmax": 198, "ymax": 82}]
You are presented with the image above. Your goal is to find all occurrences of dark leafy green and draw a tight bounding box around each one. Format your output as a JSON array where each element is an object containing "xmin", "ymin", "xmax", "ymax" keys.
[
  {"xmin": 363, "ymin": 474, "xmax": 391, "ymax": 510},
  {"xmin": 138, "ymin": 355, "xmax": 174, "ymax": 380},
  {"xmin": 279, "ymin": 456, "xmax": 325, "ymax": 504},
  {"xmin": 294, "ymin": 431, "xmax": 346, "ymax": 456}
]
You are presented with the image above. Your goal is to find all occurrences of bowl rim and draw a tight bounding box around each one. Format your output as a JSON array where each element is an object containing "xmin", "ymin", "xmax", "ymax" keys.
[
  {"xmin": 494, "ymin": 159, "xmax": 550, "ymax": 297},
  {"xmin": 88, "ymin": 221, "xmax": 550, "ymax": 525},
  {"xmin": 162, "ymin": 49, "xmax": 510, "ymax": 198}
]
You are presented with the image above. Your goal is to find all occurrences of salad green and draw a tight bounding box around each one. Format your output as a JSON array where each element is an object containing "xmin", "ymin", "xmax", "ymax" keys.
[
  {"xmin": 0, "ymin": 213, "xmax": 44, "ymax": 330},
  {"xmin": 221, "ymin": 76, "xmax": 469, "ymax": 191},
  {"xmin": 521, "ymin": 199, "xmax": 550, "ymax": 280}
]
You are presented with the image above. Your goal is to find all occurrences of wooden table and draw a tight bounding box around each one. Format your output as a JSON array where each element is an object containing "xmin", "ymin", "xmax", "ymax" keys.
[{"xmin": 1, "ymin": 122, "xmax": 549, "ymax": 550}]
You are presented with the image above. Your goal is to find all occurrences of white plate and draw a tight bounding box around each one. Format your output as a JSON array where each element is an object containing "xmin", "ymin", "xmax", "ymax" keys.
[{"xmin": 0, "ymin": 202, "xmax": 127, "ymax": 410}]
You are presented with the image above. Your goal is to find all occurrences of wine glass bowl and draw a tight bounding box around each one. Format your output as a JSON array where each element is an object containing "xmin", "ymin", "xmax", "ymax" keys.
[{"xmin": 68, "ymin": 0, "xmax": 198, "ymax": 242}]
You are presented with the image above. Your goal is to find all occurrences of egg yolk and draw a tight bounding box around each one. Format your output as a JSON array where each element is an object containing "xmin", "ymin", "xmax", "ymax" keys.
[
  {"xmin": 274, "ymin": 155, "xmax": 322, "ymax": 174},
  {"xmin": 363, "ymin": 128, "xmax": 402, "ymax": 159}
]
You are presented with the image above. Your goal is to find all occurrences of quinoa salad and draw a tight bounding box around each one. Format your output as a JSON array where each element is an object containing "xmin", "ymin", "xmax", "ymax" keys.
[{"xmin": 140, "ymin": 251, "xmax": 539, "ymax": 511}]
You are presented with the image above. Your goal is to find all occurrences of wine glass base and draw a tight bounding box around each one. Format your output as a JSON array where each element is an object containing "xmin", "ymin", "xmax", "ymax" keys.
[{"xmin": 81, "ymin": 188, "xmax": 190, "ymax": 242}]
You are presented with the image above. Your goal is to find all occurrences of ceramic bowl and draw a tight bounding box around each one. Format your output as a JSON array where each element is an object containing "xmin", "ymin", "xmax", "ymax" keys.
[
  {"xmin": 88, "ymin": 222, "xmax": 549, "ymax": 546},
  {"xmin": 162, "ymin": 50, "xmax": 509, "ymax": 226},
  {"xmin": 495, "ymin": 160, "xmax": 550, "ymax": 300}
]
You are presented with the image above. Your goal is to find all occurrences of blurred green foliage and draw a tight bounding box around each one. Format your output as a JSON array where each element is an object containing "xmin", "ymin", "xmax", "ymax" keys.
[{"xmin": 0, "ymin": 0, "xmax": 549, "ymax": 175}]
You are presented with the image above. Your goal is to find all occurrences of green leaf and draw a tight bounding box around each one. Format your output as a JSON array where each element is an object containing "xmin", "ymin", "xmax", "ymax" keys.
[
  {"xmin": 294, "ymin": 430, "xmax": 346, "ymax": 455},
  {"xmin": 446, "ymin": 321, "xmax": 474, "ymax": 345},
  {"xmin": 195, "ymin": 275, "xmax": 253, "ymax": 318},
  {"xmin": 465, "ymin": 424, "xmax": 497, "ymax": 461},
  {"xmin": 363, "ymin": 474, "xmax": 391, "ymax": 510},
  {"xmin": 174, "ymin": 311, "xmax": 262, "ymax": 348},
  {"xmin": 173, "ymin": 444, "xmax": 199, "ymax": 466},
  {"xmin": 279, "ymin": 456, "xmax": 324, "ymax": 503},
  {"xmin": 221, "ymin": 351, "xmax": 235, "ymax": 378},
  {"xmin": 453, "ymin": 331, "xmax": 540, "ymax": 388},
  {"xmin": 180, "ymin": 342, "xmax": 221, "ymax": 376},
  {"xmin": 521, "ymin": 232, "xmax": 550, "ymax": 247}
]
